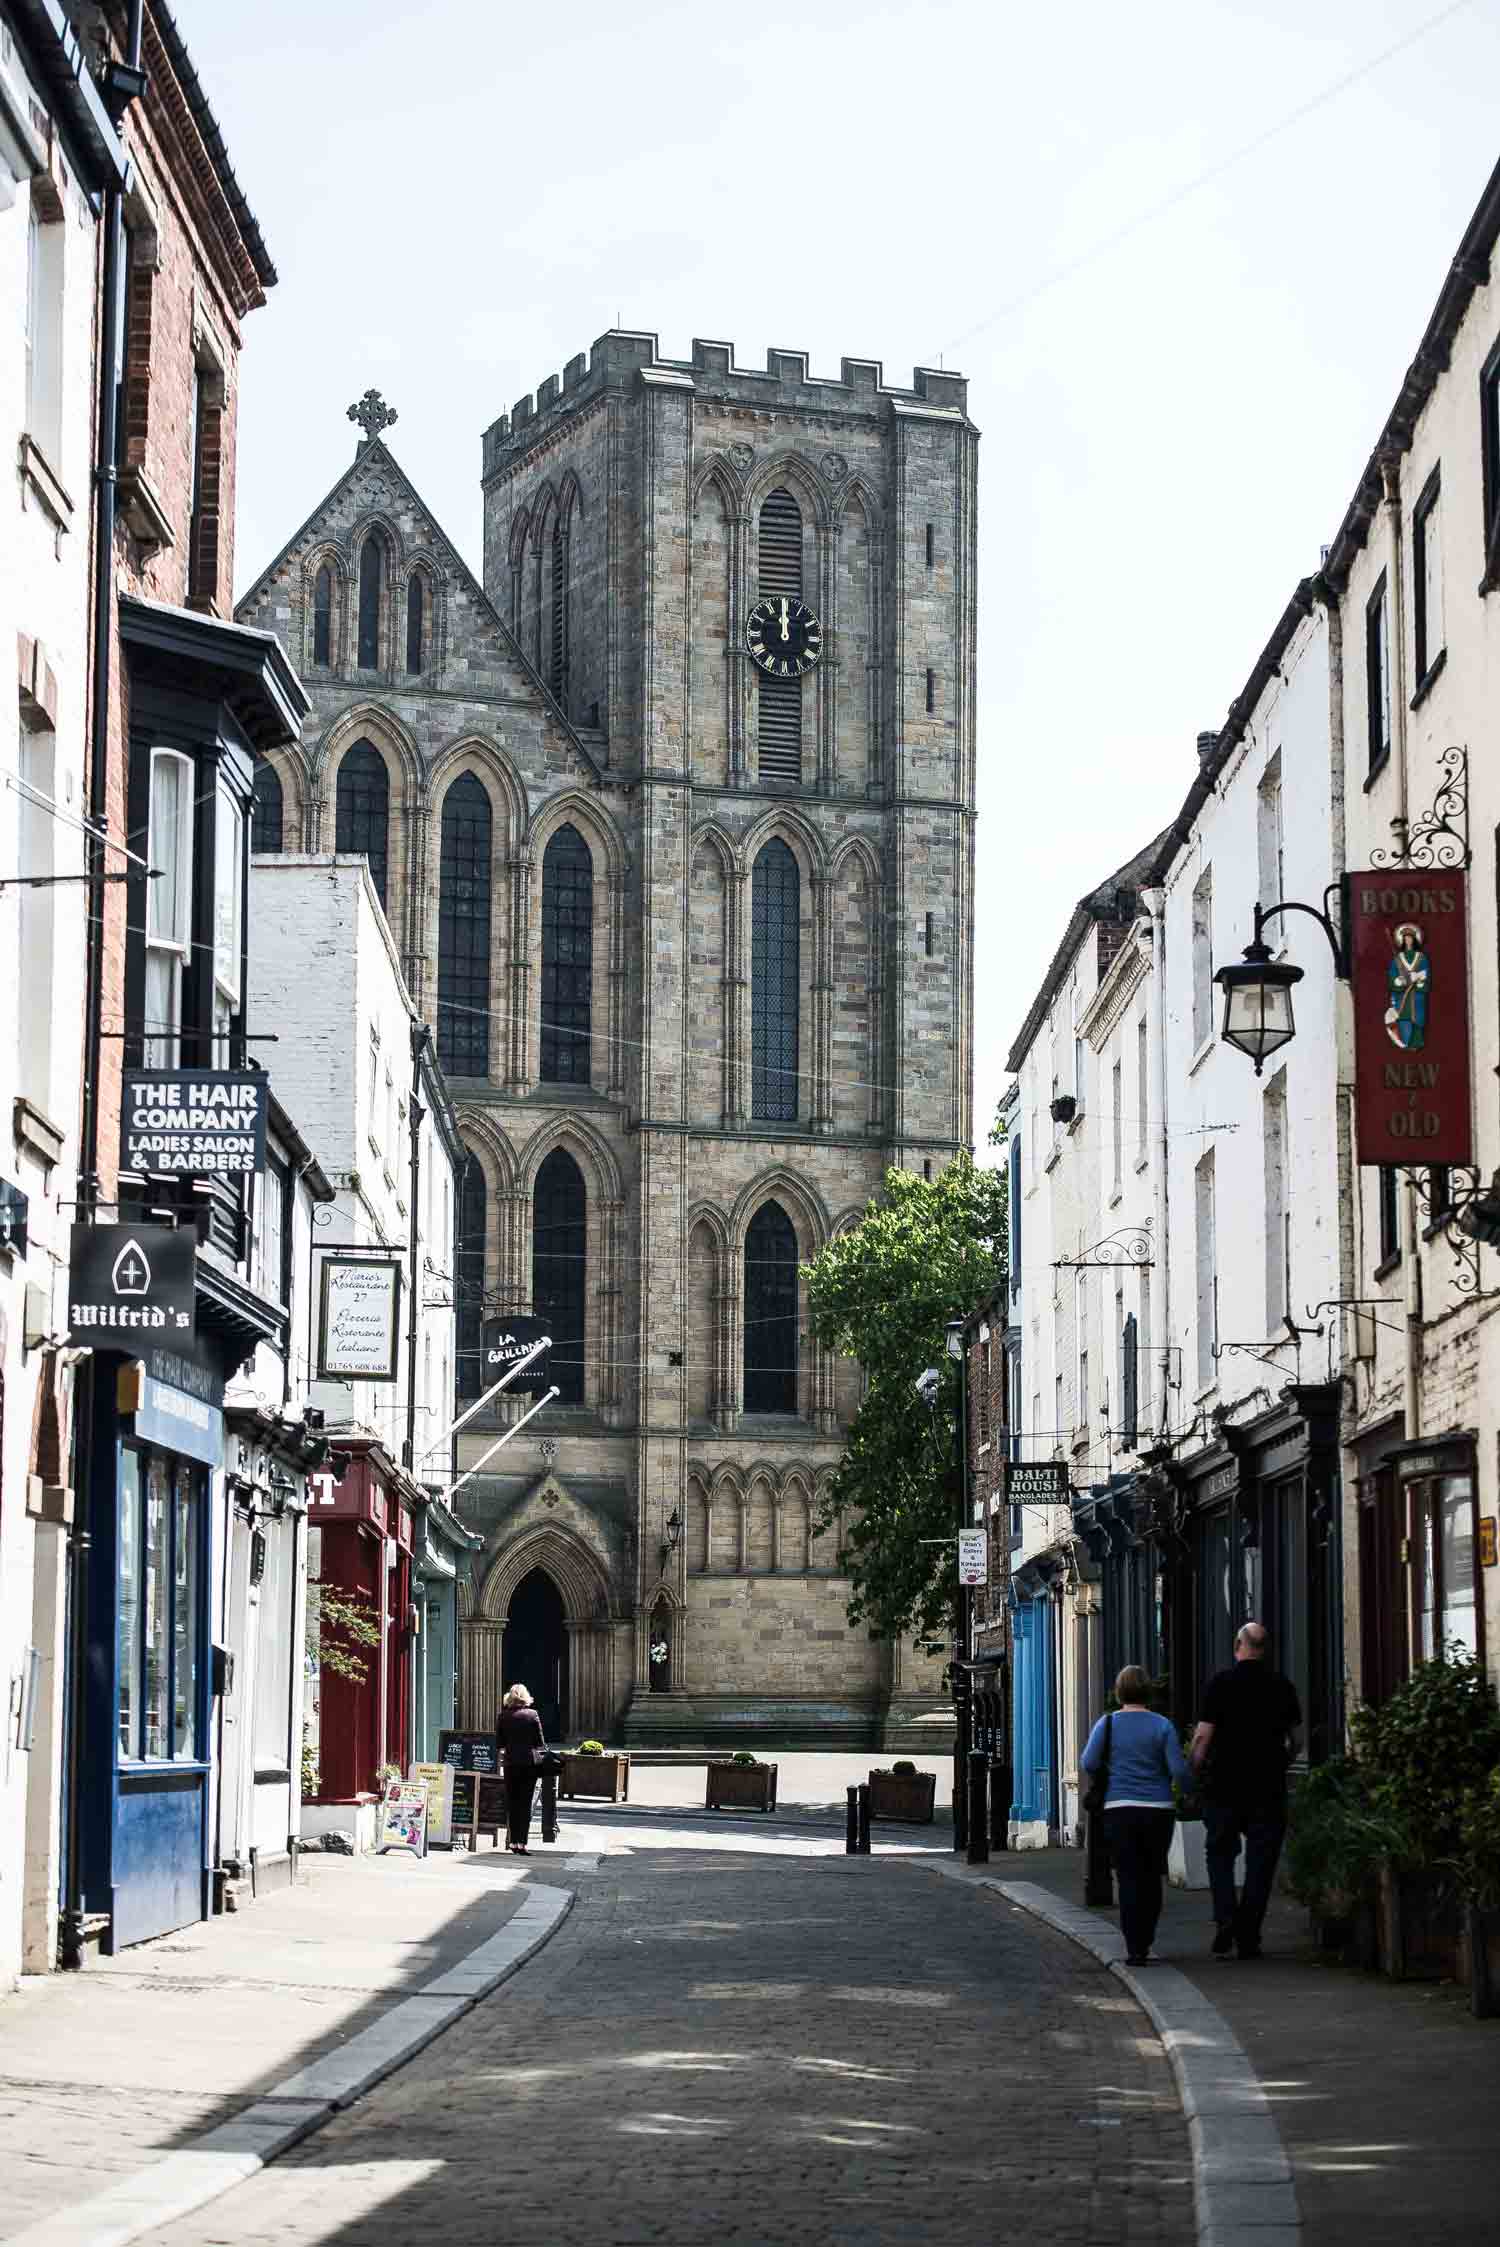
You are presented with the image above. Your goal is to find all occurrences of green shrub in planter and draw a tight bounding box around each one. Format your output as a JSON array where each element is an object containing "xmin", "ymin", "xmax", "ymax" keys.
[
  {"xmin": 892, "ymin": 1760, "xmax": 917, "ymax": 1776},
  {"xmin": 578, "ymin": 1740, "xmax": 605, "ymax": 1756},
  {"xmin": 731, "ymin": 1750, "xmax": 759, "ymax": 1766},
  {"xmin": 1285, "ymin": 1756, "xmax": 1394, "ymax": 1919},
  {"xmin": 1351, "ymin": 1648, "xmax": 1500, "ymax": 1871},
  {"xmin": 1454, "ymin": 1768, "xmax": 1500, "ymax": 1911}
]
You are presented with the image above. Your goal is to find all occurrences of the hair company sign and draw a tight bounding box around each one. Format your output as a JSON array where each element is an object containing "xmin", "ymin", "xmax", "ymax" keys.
[
  {"xmin": 1351, "ymin": 871, "xmax": 1472, "ymax": 1164},
  {"xmin": 120, "ymin": 1070, "xmax": 269, "ymax": 1178},
  {"xmin": 481, "ymin": 1314, "xmax": 552, "ymax": 1394},
  {"xmin": 67, "ymin": 1223, "xmax": 195, "ymax": 1343},
  {"xmin": 318, "ymin": 1256, "xmax": 403, "ymax": 1382}
]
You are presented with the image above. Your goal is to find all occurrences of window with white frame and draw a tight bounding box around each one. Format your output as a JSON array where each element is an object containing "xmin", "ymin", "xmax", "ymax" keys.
[
  {"xmin": 1256, "ymin": 752, "xmax": 1284, "ymax": 915},
  {"xmin": 1195, "ymin": 1149, "xmax": 1217, "ymax": 1391},
  {"xmin": 258, "ymin": 1153, "xmax": 288, "ymax": 1306},
  {"xmin": 1191, "ymin": 868, "xmax": 1214, "ymax": 1051},
  {"xmin": 145, "ymin": 750, "xmax": 194, "ymax": 1066},
  {"xmin": 252, "ymin": 1517, "xmax": 293, "ymax": 1770},
  {"xmin": 1414, "ymin": 468, "xmax": 1444, "ymax": 685},
  {"xmin": 1366, "ymin": 572, "xmax": 1391, "ymax": 772},
  {"xmin": 24, "ymin": 197, "xmax": 64, "ymax": 466},
  {"xmin": 1262, "ymin": 1071, "xmax": 1289, "ymax": 1334},
  {"xmin": 17, "ymin": 722, "xmax": 56, "ymax": 1106},
  {"xmin": 1136, "ymin": 1012, "xmax": 1149, "ymax": 1163},
  {"xmin": 367, "ymin": 1030, "xmax": 380, "ymax": 1144},
  {"xmin": 213, "ymin": 780, "xmax": 243, "ymax": 1046}
]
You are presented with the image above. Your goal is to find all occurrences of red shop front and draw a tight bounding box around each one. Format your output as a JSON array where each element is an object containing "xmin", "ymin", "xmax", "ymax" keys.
[{"xmin": 307, "ymin": 1438, "xmax": 418, "ymax": 1808}]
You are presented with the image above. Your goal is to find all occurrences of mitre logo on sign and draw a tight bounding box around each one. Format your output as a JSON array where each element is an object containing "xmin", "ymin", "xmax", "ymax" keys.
[
  {"xmin": 1351, "ymin": 873, "xmax": 1472, "ymax": 1164},
  {"xmin": 67, "ymin": 1224, "xmax": 195, "ymax": 1344}
]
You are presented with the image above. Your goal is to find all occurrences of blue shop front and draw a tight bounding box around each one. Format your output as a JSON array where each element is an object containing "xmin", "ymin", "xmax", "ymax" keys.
[{"xmin": 1009, "ymin": 1555, "xmax": 1060, "ymax": 1846}]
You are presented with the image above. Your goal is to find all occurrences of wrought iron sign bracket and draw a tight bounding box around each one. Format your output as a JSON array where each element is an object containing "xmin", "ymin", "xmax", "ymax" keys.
[
  {"xmin": 1053, "ymin": 1222, "xmax": 1153, "ymax": 1272},
  {"xmin": 1369, "ymin": 743, "xmax": 1470, "ymax": 872},
  {"xmin": 1407, "ymin": 1165, "xmax": 1500, "ymax": 1300}
]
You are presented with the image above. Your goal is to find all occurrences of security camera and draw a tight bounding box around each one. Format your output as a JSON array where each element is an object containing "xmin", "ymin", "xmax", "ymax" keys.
[{"xmin": 915, "ymin": 1367, "xmax": 942, "ymax": 1404}]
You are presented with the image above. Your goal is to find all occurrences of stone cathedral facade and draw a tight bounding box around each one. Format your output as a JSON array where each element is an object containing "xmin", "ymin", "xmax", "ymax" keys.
[{"xmin": 237, "ymin": 333, "xmax": 977, "ymax": 1746}]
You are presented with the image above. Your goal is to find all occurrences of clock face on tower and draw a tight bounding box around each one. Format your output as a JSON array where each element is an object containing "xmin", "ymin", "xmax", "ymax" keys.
[{"xmin": 747, "ymin": 596, "xmax": 823, "ymax": 677}]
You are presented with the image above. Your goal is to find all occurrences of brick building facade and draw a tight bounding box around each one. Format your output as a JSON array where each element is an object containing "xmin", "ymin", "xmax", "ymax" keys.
[{"xmin": 237, "ymin": 332, "xmax": 979, "ymax": 1745}]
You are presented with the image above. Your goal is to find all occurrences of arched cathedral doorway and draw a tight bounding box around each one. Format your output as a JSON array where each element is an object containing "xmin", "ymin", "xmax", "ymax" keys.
[{"xmin": 505, "ymin": 1568, "xmax": 568, "ymax": 1743}]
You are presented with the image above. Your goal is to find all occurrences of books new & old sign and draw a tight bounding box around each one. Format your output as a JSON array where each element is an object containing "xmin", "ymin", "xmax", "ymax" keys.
[{"xmin": 1351, "ymin": 870, "xmax": 1472, "ymax": 1164}]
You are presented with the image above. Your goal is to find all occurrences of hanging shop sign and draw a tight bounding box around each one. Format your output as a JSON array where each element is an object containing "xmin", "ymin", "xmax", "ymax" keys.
[
  {"xmin": 1001, "ymin": 1459, "xmax": 1070, "ymax": 1505},
  {"xmin": 317, "ymin": 1257, "xmax": 403, "ymax": 1382},
  {"xmin": 119, "ymin": 1069, "xmax": 270, "ymax": 1179},
  {"xmin": 957, "ymin": 1528, "xmax": 988, "ymax": 1586},
  {"xmin": 1350, "ymin": 870, "xmax": 1472, "ymax": 1164},
  {"xmin": 0, "ymin": 1176, "xmax": 28, "ymax": 1258},
  {"xmin": 481, "ymin": 1313, "xmax": 552, "ymax": 1394},
  {"xmin": 67, "ymin": 1223, "xmax": 194, "ymax": 1344},
  {"xmin": 123, "ymin": 1338, "xmax": 226, "ymax": 1468}
]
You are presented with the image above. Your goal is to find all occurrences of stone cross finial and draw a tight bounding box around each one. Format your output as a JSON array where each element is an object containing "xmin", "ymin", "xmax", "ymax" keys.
[{"xmin": 347, "ymin": 388, "xmax": 398, "ymax": 447}]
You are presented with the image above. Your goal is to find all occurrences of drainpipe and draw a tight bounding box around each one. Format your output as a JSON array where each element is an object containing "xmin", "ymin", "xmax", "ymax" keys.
[
  {"xmin": 62, "ymin": 0, "xmax": 144, "ymax": 1972},
  {"xmin": 1144, "ymin": 885, "xmax": 1171, "ymax": 1442},
  {"xmin": 1382, "ymin": 457, "xmax": 1422, "ymax": 1444},
  {"xmin": 403, "ymin": 1022, "xmax": 431, "ymax": 1472}
]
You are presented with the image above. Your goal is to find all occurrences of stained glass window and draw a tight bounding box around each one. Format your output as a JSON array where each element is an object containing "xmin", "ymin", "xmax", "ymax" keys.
[
  {"xmin": 751, "ymin": 838, "xmax": 799, "ymax": 1121},
  {"xmin": 335, "ymin": 742, "xmax": 389, "ymax": 910},
  {"xmin": 251, "ymin": 760, "xmax": 283, "ymax": 854},
  {"xmin": 540, "ymin": 824, "xmax": 592, "ymax": 1083},
  {"xmin": 744, "ymin": 1200, "xmax": 798, "ymax": 1415},
  {"xmin": 313, "ymin": 564, "xmax": 332, "ymax": 666},
  {"xmin": 437, "ymin": 774, "xmax": 491, "ymax": 1077},
  {"xmin": 455, "ymin": 1152, "xmax": 487, "ymax": 1399},
  {"xmin": 406, "ymin": 573, "xmax": 425, "ymax": 674},
  {"xmin": 533, "ymin": 1148, "xmax": 586, "ymax": 1405},
  {"xmin": 358, "ymin": 537, "xmax": 382, "ymax": 668}
]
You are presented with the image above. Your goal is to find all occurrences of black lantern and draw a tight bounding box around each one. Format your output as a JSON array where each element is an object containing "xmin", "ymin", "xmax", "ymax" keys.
[
  {"xmin": 658, "ymin": 1506, "xmax": 682, "ymax": 1573},
  {"xmin": 1214, "ymin": 940, "xmax": 1304, "ymax": 1075}
]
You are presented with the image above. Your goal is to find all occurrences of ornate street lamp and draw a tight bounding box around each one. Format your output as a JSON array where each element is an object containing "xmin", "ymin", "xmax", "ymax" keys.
[
  {"xmin": 1215, "ymin": 894, "xmax": 1348, "ymax": 1075},
  {"xmin": 658, "ymin": 1506, "xmax": 682, "ymax": 1575}
]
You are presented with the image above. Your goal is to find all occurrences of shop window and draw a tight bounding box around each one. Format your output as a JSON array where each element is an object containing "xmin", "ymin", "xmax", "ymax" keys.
[
  {"xmin": 1411, "ymin": 1473, "xmax": 1480, "ymax": 1664},
  {"xmin": 533, "ymin": 1149, "xmax": 586, "ymax": 1405},
  {"xmin": 540, "ymin": 825, "xmax": 593, "ymax": 1083},
  {"xmin": 744, "ymin": 1200, "xmax": 798, "ymax": 1415},
  {"xmin": 117, "ymin": 1449, "xmax": 203, "ymax": 1763},
  {"xmin": 437, "ymin": 775, "xmax": 492, "ymax": 1077},
  {"xmin": 254, "ymin": 1517, "xmax": 294, "ymax": 1768}
]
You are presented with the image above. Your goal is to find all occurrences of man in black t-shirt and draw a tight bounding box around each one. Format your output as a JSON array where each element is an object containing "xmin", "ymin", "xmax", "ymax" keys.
[{"xmin": 1189, "ymin": 1621, "xmax": 1302, "ymax": 1960}]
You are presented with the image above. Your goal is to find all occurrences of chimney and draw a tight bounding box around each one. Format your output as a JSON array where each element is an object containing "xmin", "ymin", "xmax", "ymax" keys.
[{"xmin": 1196, "ymin": 729, "xmax": 1218, "ymax": 765}]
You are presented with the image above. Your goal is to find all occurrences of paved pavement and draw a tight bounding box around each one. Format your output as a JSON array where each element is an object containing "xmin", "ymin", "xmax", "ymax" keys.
[
  {"xmin": 987, "ymin": 1844, "xmax": 1500, "ymax": 2247},
  {"xmin": 135, "ymin": 1817, "xmax": 1191, "ymax": 2247}
]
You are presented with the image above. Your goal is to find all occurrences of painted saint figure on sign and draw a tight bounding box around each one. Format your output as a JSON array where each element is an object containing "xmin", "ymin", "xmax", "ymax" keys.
[{"xmin": 1384, "ymin": 922, "xmax": 1430, "ymax": 1052}]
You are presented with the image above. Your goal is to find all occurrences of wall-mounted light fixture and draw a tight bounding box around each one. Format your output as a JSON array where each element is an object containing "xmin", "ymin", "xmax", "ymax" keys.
[{"xmin": 1215, "ymin": 892, "xmax": 1348, "ymax": 1075}]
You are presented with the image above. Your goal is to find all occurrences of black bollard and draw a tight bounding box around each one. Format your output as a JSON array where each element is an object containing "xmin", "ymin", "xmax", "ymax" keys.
[
  {"xmin": 1084, "ymin": 1806, "xmax": 1113, "ymax": 1905},
  {"xmin": 966, "ymin": 1751, "xmax": 990, "ymax": 1865},
  {"xmin": 846, "ymin": 1784, "xmax": 860, "ymax": 1854},
  {"xmin": 989, "ymin": 1760, "xmax": 1012, "ymax": 1855},
  {"xmin": 540, "ymin": 1771, "xmax": 558, "ymax": 1845},
  {"xmin": 856, "ymin": 1781, "xmax": 871, "ymax": 1854}
]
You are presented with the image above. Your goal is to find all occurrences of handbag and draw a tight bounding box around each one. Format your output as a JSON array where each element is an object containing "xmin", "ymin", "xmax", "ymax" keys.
[
  {"xmin": 1082, "ymin": 1712, "xmax": 1112, "ymax": 1817},
  {"xmin": 535, "ymin": 1747, "xmax": 564, "ymax": 1777}
]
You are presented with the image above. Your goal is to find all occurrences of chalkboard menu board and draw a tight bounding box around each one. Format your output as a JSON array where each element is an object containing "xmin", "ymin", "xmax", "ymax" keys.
[{"xmin": 438, "ymin": 1728, "xmax": 498, "ymax": 1774}]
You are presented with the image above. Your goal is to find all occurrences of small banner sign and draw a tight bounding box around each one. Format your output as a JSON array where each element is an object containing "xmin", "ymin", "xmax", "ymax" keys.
[
  {"xmin": 318, "ymin": 1257, "xmax": 402, "ymax": 1382},
  {"xmin": 120, "ymin": 1070, "xmax": 269, "ymax": 1179},
  {"xmin": 1351, "ymin": 869, "xmax": 1472, "ymax": 1164},
  {"xmin": 481, "ymin": 1314, "xmax": 552, "ymax": 1393},
  {"xmin": 1002, "ymin": 1458, "xmax": 1071, "ymax": 1504},
  {"xmin": 67, "ymin": 1223, "xmax": 195, "ymax": 1345},
  {"xmin": 408, "ymin": 1761, "xmax": 456, "ymax": 1848},
  {"xmin": 376, "ymin": 1782, "xmax": 429, "ymax": 1858},
  {"xmin": 957, "ymin": 1528, "xmax": 988, "ymax": 1586}
]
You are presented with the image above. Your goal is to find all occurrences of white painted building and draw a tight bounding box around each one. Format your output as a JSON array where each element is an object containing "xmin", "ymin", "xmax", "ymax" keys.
[{"xmin": 0, "ymin": 8, "xmax": 126, "ymax": 1985}]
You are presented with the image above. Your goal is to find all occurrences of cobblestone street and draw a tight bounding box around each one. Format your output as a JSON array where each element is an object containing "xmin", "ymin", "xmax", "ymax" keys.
[{"xmin": 137, "ymin": 1821, "xmax": 1192, "ymax": 2247}]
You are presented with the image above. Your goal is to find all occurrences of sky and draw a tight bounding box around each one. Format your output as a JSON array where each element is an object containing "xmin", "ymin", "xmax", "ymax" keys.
[{"xmin": 180, "ymin": 0, "xmax": 1500, "ymax": 1153}]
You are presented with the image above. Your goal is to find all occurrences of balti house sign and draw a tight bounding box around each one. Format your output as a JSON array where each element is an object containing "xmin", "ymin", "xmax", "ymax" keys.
[{"xmin": 1351, "ymin": 870, "xmax": 1472, "ymax": 1164}]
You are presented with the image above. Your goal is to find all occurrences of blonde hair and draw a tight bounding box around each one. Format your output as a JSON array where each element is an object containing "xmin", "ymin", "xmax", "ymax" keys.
[
  {"xmin": 1114, "ymin": 1665, "xmax": 1151, "ymax": 1706},
  {"xmin": 502, "ymin": 1683, "xmax": 534, "ymax": 1709}
]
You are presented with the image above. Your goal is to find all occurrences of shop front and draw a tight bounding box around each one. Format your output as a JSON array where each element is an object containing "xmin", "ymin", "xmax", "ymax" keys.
[
  {"xmin": 411, "ymin": 1494, "xmax": 475, "ymax": 1764},
  {"xmin": 1009, "ymin": 1556, "xmax": 1060, "ymax": 1845},
  {"xmin": 304, "ymin": 1437, "xmax": 417, "ymax": 1843},
  {"xmin": 1357, "ymin": 1426, "xmax": 1483, "ymax": 1706}
]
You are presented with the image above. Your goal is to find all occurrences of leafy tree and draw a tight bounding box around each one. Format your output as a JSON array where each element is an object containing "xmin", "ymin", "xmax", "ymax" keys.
[
  {"xmin": 308, "ymin": 1582, "xmax": 381, "ymax": 1684},
  {"xmin": 804, "ymin": 1154, "xmax": 1007, "ymax": 1652}
]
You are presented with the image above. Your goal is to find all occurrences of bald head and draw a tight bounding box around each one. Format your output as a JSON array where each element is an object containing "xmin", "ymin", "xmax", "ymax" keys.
[{"xmin": 1235, "ymin": 1622, "xmax": 1268, "ymax": 1661}]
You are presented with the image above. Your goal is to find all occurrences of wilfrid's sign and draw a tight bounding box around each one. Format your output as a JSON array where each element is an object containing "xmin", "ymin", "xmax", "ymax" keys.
[
  {"xmin": 120, "ymin": 1070, "xmax": 269, "ymax": 1178},
  {"xmin": 1002, "ymin": 1459, "xmax": 1070, "ymax": 1505},
  {"xmin": 318, "ymin": 1257, "xmax": 402, "ymax": 1382},
  {"xmin": 1351, "ymin": 871, "xmax": 1471, "ymax": 1164},
  {"xmin": 67, "ymin": 1223, "xmax": 195, "ymax": 1344},
  {"xmin": 481, "ymin": 1314, "xmax": 552, "ymax": 1394}
]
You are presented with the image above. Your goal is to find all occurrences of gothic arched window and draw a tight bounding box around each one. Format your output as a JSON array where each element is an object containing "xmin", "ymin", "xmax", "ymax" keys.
[
  {"xmin": 744, "ymin": 1200, "xmax": 798, "ymax": 1415},
  {"xmin": 357, "ymin": 537, "xmax": 383, "ymax": 668},
  {"xmin": 751, "ymin": 837, "xmax": 799, "ymax": 1121},
  {"xmin": 549, "ymin": 521, "xmax": 567, "ymax": 701},
  {"xmin": 313, "ymin": 564, "xmax": 333, "ymax": 667},
  {"xmin": 437, "ymin": 774, "xmax": 491, "ymax": 1077},
  {"xmin": 540, "ymin": 824, "xmax": 592, "ymax": 1083},
  {"xmin": 335, "ymin": 742, "xmax": 389, "ymax": 910},
  {"xmin": 455, "ymin": 1151, "xmax": 487, "ymax": 1399},
  {"xmin": 406, "ymin": 573, "xmax": 425, "ymax": 675},
  {"xmin": 757, "ymin": 488, "xmax": 803, "ymax": 785},
  {"xmin": 251, "ymin": 761, "xmax": 283, "ymax": 854},
  {"xmin": 533, "ymin": 1148, "xmax": 586, "ymax": 1405}
]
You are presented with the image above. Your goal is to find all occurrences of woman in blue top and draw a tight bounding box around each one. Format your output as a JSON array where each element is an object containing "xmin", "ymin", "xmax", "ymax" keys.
[{"xmin": 1080, "ymin": 1666, "xmax": 1190, "ymax": 1965}]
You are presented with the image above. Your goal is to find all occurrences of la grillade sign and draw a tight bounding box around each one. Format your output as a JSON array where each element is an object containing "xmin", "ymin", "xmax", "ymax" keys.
[{"xmin": 1350, "ymin": 871, "xmax": 1472, "ymax": 1165}]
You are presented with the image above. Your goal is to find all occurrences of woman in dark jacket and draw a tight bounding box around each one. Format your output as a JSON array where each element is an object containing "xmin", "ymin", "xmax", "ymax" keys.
[{"xmin": 496, "ymin": 1683, "xmax": 546, "ymax": 1853}]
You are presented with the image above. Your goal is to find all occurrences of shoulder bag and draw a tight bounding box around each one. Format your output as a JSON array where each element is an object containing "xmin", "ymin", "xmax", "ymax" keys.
[{"xmin": 1082, "ymin": 1711, "xmax": 1113, "ymax": 1816}]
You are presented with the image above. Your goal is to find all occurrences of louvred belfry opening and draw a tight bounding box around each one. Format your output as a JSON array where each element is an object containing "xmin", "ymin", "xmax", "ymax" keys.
[{"xmin": 758, "ymin": 489, "xmax": 803, "ymax": 785}]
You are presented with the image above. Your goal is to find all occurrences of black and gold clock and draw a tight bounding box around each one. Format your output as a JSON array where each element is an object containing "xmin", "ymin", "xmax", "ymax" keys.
[{"xmin": 747, "ymin": 595, "xmax": 823, "ymax": 677}]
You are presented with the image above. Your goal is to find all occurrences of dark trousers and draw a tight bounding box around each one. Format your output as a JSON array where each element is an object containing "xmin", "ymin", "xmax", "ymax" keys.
[
  {"xmin": 505, "ymin": 1766, "xmax": 538, "ymax": 1846},
  {"xmin": 1204, "ymin": 1799, "xmax": 1287, "ymax": 1952},
  {"xmin": 1102, "ymin": 1807, "xmax": 1175, "ymax": 1958}
]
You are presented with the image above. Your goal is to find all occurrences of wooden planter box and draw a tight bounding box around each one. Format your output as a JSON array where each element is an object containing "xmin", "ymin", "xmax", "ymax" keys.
[
  {"xmin": 559, "ymin": 1752, "xmax": 630, "ymax": 1803},
  {"xmin": 1377, "ymin": 1859, "xmax": 1462, "ymax": 1982},
  {"xmin": 1458, "ymin": 1901, "xmax": 1500, "ymax": 2017},
  {"xmin": 867, "ymin": 1769, "xmax": 936, "ymax": 1824},
  {"xmin": 706, "ymin": 1761, "xmax": 778, "ymax": 1813}
]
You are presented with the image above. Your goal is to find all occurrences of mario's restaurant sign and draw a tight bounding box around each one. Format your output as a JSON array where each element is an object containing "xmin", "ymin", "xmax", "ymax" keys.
[{"xmin": 1351, "ymin": 871, "xmax": 1472, "ymax": 1165}]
